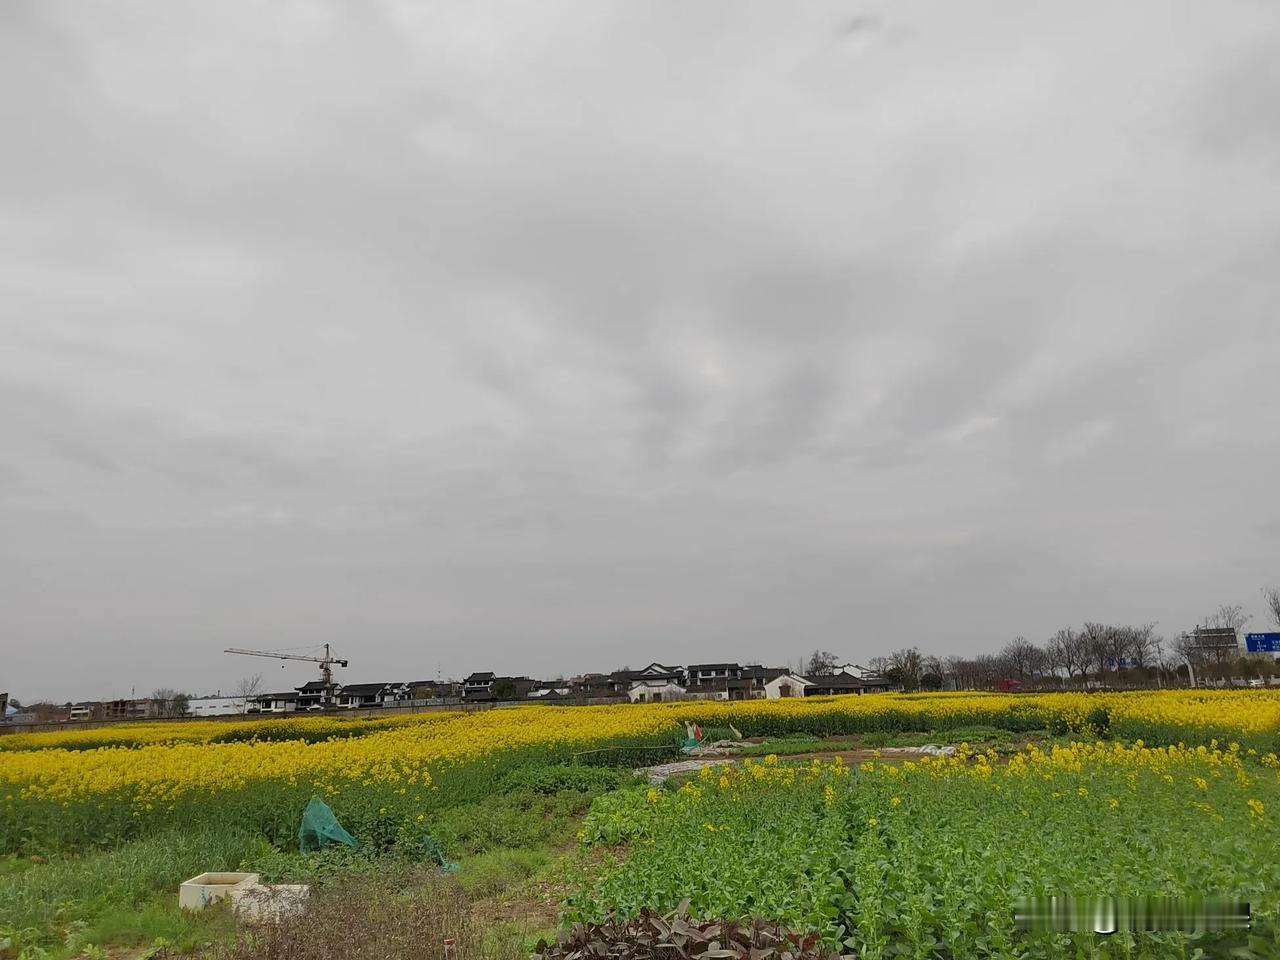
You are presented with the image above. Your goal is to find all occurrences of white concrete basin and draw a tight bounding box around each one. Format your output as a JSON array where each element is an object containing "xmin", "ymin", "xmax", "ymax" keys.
[{"xmin": 179, "ymin": 872, "xmax": 260, "ymax": 911}]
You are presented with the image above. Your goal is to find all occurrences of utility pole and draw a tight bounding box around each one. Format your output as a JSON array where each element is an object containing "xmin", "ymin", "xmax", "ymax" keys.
[{"xmin": 1182, "ymin": 656, "xmax": 1196, "ymax": 689}]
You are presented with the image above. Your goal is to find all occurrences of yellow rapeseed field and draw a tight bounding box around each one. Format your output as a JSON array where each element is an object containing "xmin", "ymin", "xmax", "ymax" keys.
[
  {"xmin": 3, "ymin": 690, "xmax": 1280, "ymax": 852},
  {"xmin": 0, "ymin": 710, "xmax": 464, "ymax": 752}
]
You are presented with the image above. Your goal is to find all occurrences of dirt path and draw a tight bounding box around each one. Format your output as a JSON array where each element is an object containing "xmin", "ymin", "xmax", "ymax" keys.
[
  {"xmin": 636, "ymin": 747, "xmax": 928, "ymax": 784},
  {"xmin": 636, "ymin": 740, "xmax": 1042, "ymax": 784}
]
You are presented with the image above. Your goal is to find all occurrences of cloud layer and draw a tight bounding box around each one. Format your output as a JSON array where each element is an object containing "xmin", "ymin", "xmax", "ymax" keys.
[{"xmin": 3, "ymin": 0, "xmax": 1279, "ymax": 699}]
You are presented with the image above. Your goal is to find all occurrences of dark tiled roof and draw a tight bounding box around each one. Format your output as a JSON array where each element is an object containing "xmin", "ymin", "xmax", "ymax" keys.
[
  {"xmin": 688, "ymin": 663, "xmax": 741, "ymax": 671},
  {"xmin": 741, "ymin": 665, "xmax": 789, "ymax": 680},
  {"xmin": 807, "ymin": 672, "xmax": 864, "ymax": 689},
  {"xmin": 339, "ymin": 682, "xmax": 392, "ymax": 696}
]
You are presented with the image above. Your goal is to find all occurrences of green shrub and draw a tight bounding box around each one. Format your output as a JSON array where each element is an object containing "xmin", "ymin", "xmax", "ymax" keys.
[
  {"xmin": 500, "ymin": 764, "xmax": 627, "ymax": 796},
  {"xmin": 1084, "ymin": 705, "xmax": 1111, "ymax": 738}
]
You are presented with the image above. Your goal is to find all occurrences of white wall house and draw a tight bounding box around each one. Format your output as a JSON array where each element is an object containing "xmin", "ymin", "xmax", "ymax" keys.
[
  {"xmin": 188, "ymin": 696, "xmax": 244, "ymax": 716},
  {"xmin": 628, "ymin": 679, "xmax": 687, "ymax": 703},
  {"xmin": 764, "ymin": 674, "xmax": 811, "ymax": 699},
  {"xmin": 254, "ymin": 693, "xmax": 299, "ymax": 713}
]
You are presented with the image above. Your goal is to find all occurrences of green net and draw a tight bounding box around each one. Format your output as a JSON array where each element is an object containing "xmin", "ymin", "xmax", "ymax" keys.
[
  {"xmin": 421, "ymin": 833, "xmax": 458, "ymax": 872},
  {"xmin": 298, "ymin": 796, "xmax": 359, "ymax": 853}
]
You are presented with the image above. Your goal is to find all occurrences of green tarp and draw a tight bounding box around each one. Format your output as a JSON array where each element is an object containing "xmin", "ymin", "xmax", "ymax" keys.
[{"xmin": 298, "ymin": 796, "xmax": 358, "ymax": 853}]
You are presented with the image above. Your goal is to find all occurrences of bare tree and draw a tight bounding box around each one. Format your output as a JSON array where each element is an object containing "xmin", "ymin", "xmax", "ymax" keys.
[
  {"xmin": 150, "ymin": 688, "xmax": 189, "ymax": 718},
  {"xmin": 1204, "ymin": 603, "xmax": 1251, "ymax": 635},
  {"xmin": 1000, "ymin": 637, "xmax": 1043, "ymax": 682},
  {"xmin": 1045, "ymin": 628, "xmax": 1089, "ymax": 685},
  {"xmin": 866, "ymin": 656, "xmax": 891, "ymax": 676},
  {"xmin": 1042, "ymin": 634, "xmax": 1068, "ymax": 685},
  {"xmin": 1196, "ymin": 605, "xmax": 1251, "ymax": 664},
  {"xmin": 232, "ymin": 673, "xmax": 263, "ymax": 714},
  {"xmin": 806, "ymin": 650, "xmax": 841, "ymax": 677},
  {"xmin": 888, "ymin": 647, "xmax": 924, "ymax": 691},
  {"xmin": 1080, "ymin": 622, "xmax": 1111, "ymax": 679},
  {"xmin": 1263, "ymin": 586, "xmax": 1280, "ymax": 629},
  {"xmin": 973, "ymin": 653, "xmax": 1002, "ymax": 689},
  {"xmin": 950, "ymin": 656, "xmax": 991, "ymax": 690},
  {"xmin": 1100, "ymin": 625, "xmax": 1133, "ymax": 675},
  {"xmin": 920, "ymin": 654, "xmax": 944, "ymax": 689},
  {"xmin": 921, "ymin": 654, "xmax": 943, "ymax": 676},
  {"xmin": 942, "ymin": 656, "xmax": 968, "ymax": 689},
  {"xmin": 1173, "ymin": 630, "xmax": 1207, "ymax": 667},
  {"xmin": 1128, "ymin": 623, "xmax": 1157, "ymax": 669}
]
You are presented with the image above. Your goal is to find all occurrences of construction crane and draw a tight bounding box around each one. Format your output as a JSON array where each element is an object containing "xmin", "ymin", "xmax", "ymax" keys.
[{"xmin": 224, "ymin": 643, "xmax": 349, "ymax": 689}]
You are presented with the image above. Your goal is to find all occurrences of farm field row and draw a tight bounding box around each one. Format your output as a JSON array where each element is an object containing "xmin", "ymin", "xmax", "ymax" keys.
[
  {"xmin": 8, "ymin": 688, "xmax": 1280, "ymax": 754},
  {"xmin": 572, "ymin": 745, "xmax": 1280, "ymax": 957},
  {"xmin": 6, "ymin": 691, "xmax": 1280, "ymax": 853},
  {"xmin": 4, "ymin": 691, "xmax": 1280, "ymax": 960}
]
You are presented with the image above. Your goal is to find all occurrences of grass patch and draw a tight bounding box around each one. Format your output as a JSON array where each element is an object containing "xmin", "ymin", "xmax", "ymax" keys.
[
  {"xmin": 73, "ymin": 896, "xmax": 236, "ymax": 955},
  {"xmin": 0, "ymin": 758, "xmax": 635, "ymax": 956},
  {"xmin": 0, "ymin": 827, "xmax": 256, "ymax": 957},
  {"xmin": 739, "ymin": 726, "xmax": 1046, "ymax": 757},
  {"xmin": 0, "ymin": 854, "xmax": 35, "ymax": 879},
  {"xmin": 739, "ymin": 737, "xmax": 857, "ymax": 756},
  {"xmin": 861, "ymin": 725, "xmax": 1040, "ymax": 748},
  {"xmin": 238, "ymin": 842, "xmax": 403, "ymax": 886},
  {"xmin": 432, "ymin": 764, "xmax": 636, "ymax": 857},
  {"xmin": 456, "ymin": 848, "xmax": 552, "ymax": 898}
]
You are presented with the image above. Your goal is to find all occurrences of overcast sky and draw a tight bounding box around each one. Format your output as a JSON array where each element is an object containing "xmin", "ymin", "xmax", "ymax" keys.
[{"xmin": 3, "ymin": 1, "xmax": 1279, "ymax": 701}]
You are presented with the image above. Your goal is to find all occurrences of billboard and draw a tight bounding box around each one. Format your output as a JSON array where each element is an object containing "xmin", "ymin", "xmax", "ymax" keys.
[
  {"xmin": 1186, "ymin": 627, "xmax": 1239, "ymax": 654},
  {"xmin": 1245, "ymin": 633, "xmax": 1280, "ymax": 654}
]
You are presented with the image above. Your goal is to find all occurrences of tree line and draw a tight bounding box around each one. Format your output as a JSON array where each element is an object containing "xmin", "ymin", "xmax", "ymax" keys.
[{"xmin": 809, "ymin": 586, "xmax": 1280, "ymax": 692}]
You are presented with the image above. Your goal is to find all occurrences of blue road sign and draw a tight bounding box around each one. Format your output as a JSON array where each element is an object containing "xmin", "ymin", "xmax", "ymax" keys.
[{"xmin": 1246, "ymin": 633, "xmax": 1280, "ymax": 653}]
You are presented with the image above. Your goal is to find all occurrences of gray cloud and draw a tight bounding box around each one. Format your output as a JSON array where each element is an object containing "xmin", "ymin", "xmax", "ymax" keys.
[{"xmin": 3, "ymin": 0, "xmax": 1279, "ymax": 700}]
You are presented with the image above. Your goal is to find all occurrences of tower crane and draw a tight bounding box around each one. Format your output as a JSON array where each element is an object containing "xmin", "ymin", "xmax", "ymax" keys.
[{"xmin": 224, "ymin": 643, "xmax": 349, "ymax": 694}]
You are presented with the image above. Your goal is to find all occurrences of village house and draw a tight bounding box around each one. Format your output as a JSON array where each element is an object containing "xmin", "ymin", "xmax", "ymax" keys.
[
  {"xmin": 803, "ymin": 671, "xmax": 893, "ymax": 696},
  {"xmin": 568, "ymin": 673, "xmax": 621, "ymax": 700},
  {"xmin": 684, "ymin": 663, "xmax": 767, "ymax": 699},
  {"xmin": 336, "ymin": 682, "xmax": 399, "ymax": 709},
  {"xmin": 608, "ymin": 663, "xmax": 680, "ymax": 699},
  {"xmin": 462, "ymin": 672, "xmax": 537, "ymax": 702},
  {"xmin": 102, "ymin": 698, "xmax": 162, "ymax": 721},
  {"xmin": 396, "ymin": 680, "xmax": 463, "ymax": 703},
  {"xmin": 253, "ymin": 691, "xmax": 300, "ymax": 713},
  {"xmin": 527, "ymin": 679, "xmax": 574, "ymax": 702},
  {"xmin": 764, "ymin": 672, "xmax": 812, "ymax": 699},
  {"xmin": 462, "ymin": 671, "xmax": 497, "ymax": 701},
  {"xmin": 68, "ymin": 701, "xmax": 102, "ymax": 721},
  {"xmin": 294, "ymin": 680, "xmax": 334, "ymax": 709},
  {"xmin": 187, "ymin": 696, "xmax": 243, "ymax": 716},
  {"xmin": 626, "ymin": 676, "xmax": 687, "ymax": 702},
  {"xmin": 684, "ymin": 663, "xmax": 742, "ymax": 691}
]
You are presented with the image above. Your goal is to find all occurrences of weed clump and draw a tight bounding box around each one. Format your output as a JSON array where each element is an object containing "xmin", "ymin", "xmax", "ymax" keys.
[{"xmin": 204, "ymin": 871, "xmax": 525, "ymax": 960}]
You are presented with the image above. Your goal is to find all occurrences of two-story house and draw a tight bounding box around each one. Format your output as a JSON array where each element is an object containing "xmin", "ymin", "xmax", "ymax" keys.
[
  {"xmin": 684, "ymin": 663, "xmax": 742, "ymax": 691},
  {"xmin": 336, "ymin": 682, "xmax": 398, "ymax": 709},
  {"xmin": 295, "ymin": 680, "xmax": 335, "ymax": 710},
  {"xmin": 463, "ymin": 672, "xmax": 537, "ymax": 702}
]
